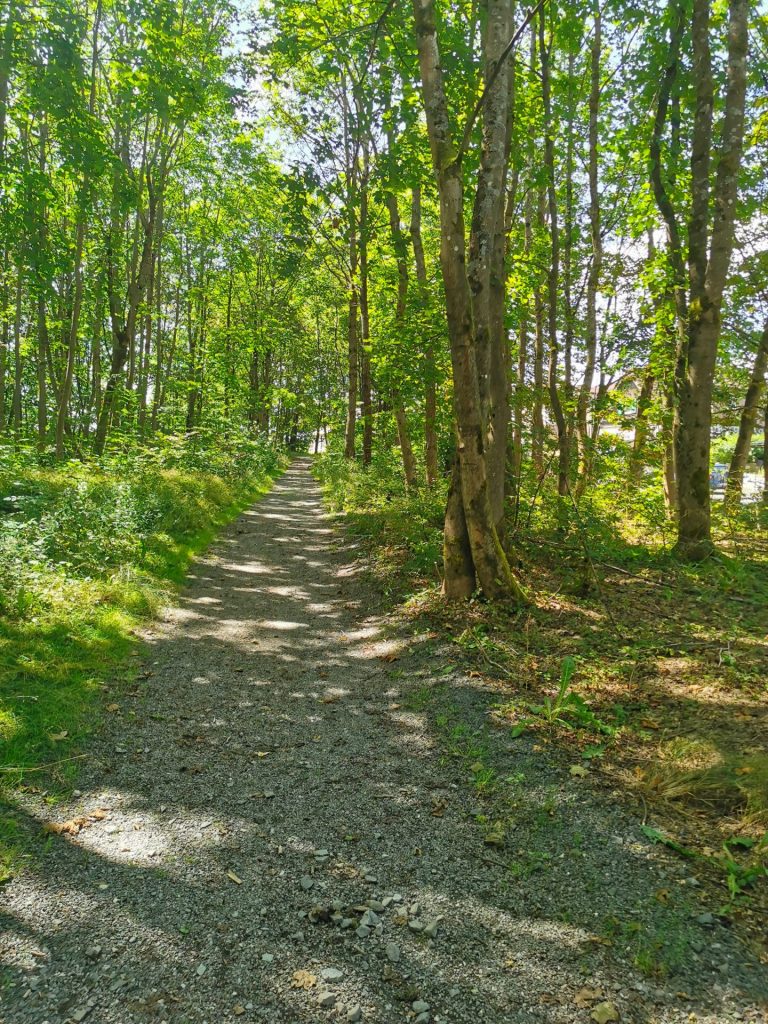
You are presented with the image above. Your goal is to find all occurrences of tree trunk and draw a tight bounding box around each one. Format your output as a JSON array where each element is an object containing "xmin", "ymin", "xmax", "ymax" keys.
[
  {"xmin": 413, "ymin": 0, "xmax": 527, "ymax": 603},
  {"xmin": 359, "ymin": 150, "xmax": 373, "ymax": 466},
  {"xmin": 674, "ymin": 0, "xmax": 748, "ymax": 556},
  {"xmin": 725, "ymin": 319, "xmax": 768, "ymax": 510},
  {"xmin": 384, "ymin": 186, "xmax": 419, "ymax": 490},
  {"xmin": 410, "ymin": 185, "xmax": 438, "ymax": 486},
  {"xmin": 539, "ymin": 8, "xmax": 568, "ymax": 500},
  {"xmin": 629, "ymin": 371, "xmax": 655, "ymax": 484}
]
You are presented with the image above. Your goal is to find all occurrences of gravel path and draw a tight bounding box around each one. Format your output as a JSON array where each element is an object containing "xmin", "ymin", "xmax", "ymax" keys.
[{"xmin": 2, "ymin": 459, "xmax": 767, "ymax": 1024}]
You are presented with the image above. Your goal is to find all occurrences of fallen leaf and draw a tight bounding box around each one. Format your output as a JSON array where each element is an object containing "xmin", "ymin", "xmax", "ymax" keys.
[
  {"xmin": 48, "ymin": 731, "xmax": 68, "ymax": 742},
  {"xmin": 291, "ymin": 969, "xmax": 317, "ymax": 990},
  {"xmin": 591, "ymin": 1000, "xmax": 620, "ymax": 1023},
  {"xmin": 106, "ymin": 703, "xmax": 120, "ymax": 713},
  {"xmin": 655, "ymin": 888, "xmax": 670, "ymax": 904},
  {"xmin": 575, "ymin": 987, "xmax": 603, "ymax": 1008},
  {"xmin": 44, "ymin": 816, "xmax": 88, "ymax": 836},
  {"xmin": 735, "ymin": 766, "xmax": 754, "ymax": 776},
  {"xmin": 90, "ymin": 809, "xmax": 109, "ymax": 821},
  {"xmin": 233, "ymin": 1007, "xmax": 246, "ymax": 1017},
  {"xmin": 227, "ymin": 871, "xmax": 243, "ymax": 885},
  {"xmin": 255, "ymin": 751, "xmax": 270, "ymax": 758},
  {"xmin": 431, "ymin": 799, "xmax": 447, "ymax": 817},
  {"xmin": 570, "ymin": 764, "xmax": 589, "ymax": 778}
]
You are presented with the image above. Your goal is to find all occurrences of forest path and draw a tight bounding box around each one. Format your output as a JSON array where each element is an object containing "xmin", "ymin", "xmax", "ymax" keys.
[{"xmin": 2, "ymin": 459, "xmax": 766, "ymax": 1024}]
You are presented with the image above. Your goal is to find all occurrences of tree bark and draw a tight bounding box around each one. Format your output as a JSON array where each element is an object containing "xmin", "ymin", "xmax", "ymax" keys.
[
  {"xmin": 674, "ymin": 0, "xmax": 748, "ymax": 556},
  {"xmin": 574, "ymin": 5, "xmax": 602, "ymax": 500},
  {"xmin": 413, "ymin": 0, "xmax": 527, "ymax": 602},
  {"xmin": 725, "ymin": 320, "xmax": 768, "ymax": 509},
  {"xmin": 629, "ymin": 371, "xmax": 655, "ymax": 484},
  {"xmin": 384, "ymin": 186, "xmax": 419, "ymax": 490},
  {"xmin": 410, "ymin": 186, "xmax": 438, "ymax": 486}
]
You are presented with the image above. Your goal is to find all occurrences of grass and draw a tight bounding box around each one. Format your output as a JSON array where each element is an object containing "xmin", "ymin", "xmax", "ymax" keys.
[
  {"xmin": 318, "ymin": 448, "xmax": 768, "ymax": 953},
  {"xmin": 0, "ymin": 438, "xmax": 284, "ymax": 881}
]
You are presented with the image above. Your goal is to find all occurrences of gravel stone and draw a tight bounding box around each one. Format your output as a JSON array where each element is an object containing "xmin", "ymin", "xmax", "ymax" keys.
[{"xmin": 321, "ymin": 968, "xmax": 343, "ymax": 982}]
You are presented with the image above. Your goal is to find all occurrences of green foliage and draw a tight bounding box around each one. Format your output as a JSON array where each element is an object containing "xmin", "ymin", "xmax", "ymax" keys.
[{"xmin": 315, "ymin": 447, "xmax": 447, "ymax": 587}]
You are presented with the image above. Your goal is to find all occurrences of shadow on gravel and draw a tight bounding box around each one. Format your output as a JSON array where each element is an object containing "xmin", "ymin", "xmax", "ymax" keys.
[{"xmin": 2, "ymin": 461, "xmax": 767, "ymax": 1024}]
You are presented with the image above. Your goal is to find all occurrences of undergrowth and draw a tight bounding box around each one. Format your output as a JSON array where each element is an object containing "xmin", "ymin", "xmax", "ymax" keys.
[
  {"xmin": 0, "ymin": 430, "xmax": 284, "ymax": 881},
  {"xmin": 317, "ymin": 445, "xmax": 768, "ymax": 943}
]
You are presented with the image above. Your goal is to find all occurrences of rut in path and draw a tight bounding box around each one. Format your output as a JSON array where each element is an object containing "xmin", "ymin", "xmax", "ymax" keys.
[{"xmin": 2, "ymin": 459, "xmax": 767, "ymax": 1024}]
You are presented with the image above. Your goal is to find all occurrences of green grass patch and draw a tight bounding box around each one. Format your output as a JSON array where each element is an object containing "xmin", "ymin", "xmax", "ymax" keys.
[{"xmin": 0, "ymin": 434, "xmax": 285, "ymax": 880}]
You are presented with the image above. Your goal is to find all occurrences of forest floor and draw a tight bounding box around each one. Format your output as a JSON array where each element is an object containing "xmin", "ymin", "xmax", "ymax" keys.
[{"xmin": 1, "ymin": 459, "xmax": 767, "ymax": 1024}]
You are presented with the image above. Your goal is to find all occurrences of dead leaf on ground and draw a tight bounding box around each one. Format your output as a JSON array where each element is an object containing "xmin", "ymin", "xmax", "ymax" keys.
[
  {"xmin": 44, "ymin": 816, "xmax": 88, "ymax": 836},
  {"xmin": 106, "ymin": 703, "xmax": 120, "ymax": 713},
  {"xmin": 227, "ymin": 871, "xmax": 243, "ymax": 885},
  {"xmin": 48, "ymin": 731, "xmax": 68, "ymax": 742},
  {"xmin": 575, "ymin": 987, "xmax": 603, "ymax": 1008},
  {"xmin": 291, "ymin": 970, "xmax": 317, "ymax": 990},
  {"xmin": 570, "ymin": 764, "xmax": 589, "ymax": 777}
]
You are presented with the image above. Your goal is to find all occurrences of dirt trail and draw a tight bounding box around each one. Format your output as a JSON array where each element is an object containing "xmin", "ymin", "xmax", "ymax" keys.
[{"xmin": 2, "ymin": 459, "xmax": 766, "ymax": 1023}]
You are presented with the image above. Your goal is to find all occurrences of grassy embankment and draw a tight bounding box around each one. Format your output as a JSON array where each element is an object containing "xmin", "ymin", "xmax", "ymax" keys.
[{"xmin": 0, "ymin": 435, "xmax": 284, "ymax": 880}]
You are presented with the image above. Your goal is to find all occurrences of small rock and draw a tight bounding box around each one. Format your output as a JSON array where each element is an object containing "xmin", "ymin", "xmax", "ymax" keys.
[
  {"xmin": 261, "ymin": 953, "xmax": 274, "ymax": 963},
  {"xmin": 71, "ymin": 1010, "xmax": 91, "ymax": 1023},
  {"xmin": 360, "ymin": 910, "xmax": 380, "ymax": 927},
  {"xmin": 367, "ymin": 900, "xmax": 385, "ymax": 912},
  {"xmin": 321, "ymin": 968, "xmax": 343, "ymax": 982},
  {"xmin": 315, "ymin": 848, "xmax": 330, "ymax": 857},
  {"xmin": 196, "ymin": 964, "xmax": 206, "ymax": 976},
  {"xmin": 85, "ymin": 946, "xmax": 102, "ymax": 960},
  {"xmin": 300, "ymin": 876, "xmax": 314, "ymax": 891},
  {"xmin": 408, "ymin": 920, "xmax": 424, "ymax": 933},
  {"xmin": 423, "ymin": 919, "xmax": 440, "ymax": 939},
  {"xmin": 346, "ymin": 1006, "xmax": 362, "ymax": 1022},
  {"xmin": 340, "ymin": 918, "xmax": 355, "ymax": 929},
  {"xmin": 356, "ymin": 925, "xmax": 371, "ymax": 938},
  {"xmin": 364, "ymin": 874, "xmax": 377, "ymax": 883},
  {"xmin": 412, "ymin": 1000, "xmax": 430, "ymax": 1013},
  {"xmin": 317, "ymin": 991, "xmax": 336, "ymax": 1008},
  {"xmin": 697, "ymin": 912, "xmax": 716, "ymax": 927},
  {"xmin": 415, "ymin": 1014, "xmax": 430, "ymax": 1024},
  {"xmin": 385, "ymin": 942, "xmax": 401, "ymax": 962}
]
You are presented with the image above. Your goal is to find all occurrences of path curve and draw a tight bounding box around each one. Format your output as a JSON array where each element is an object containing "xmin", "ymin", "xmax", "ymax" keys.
[{"xmin": 2, "ymin": 460, "xmax": 766, "ymax": 1023}]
